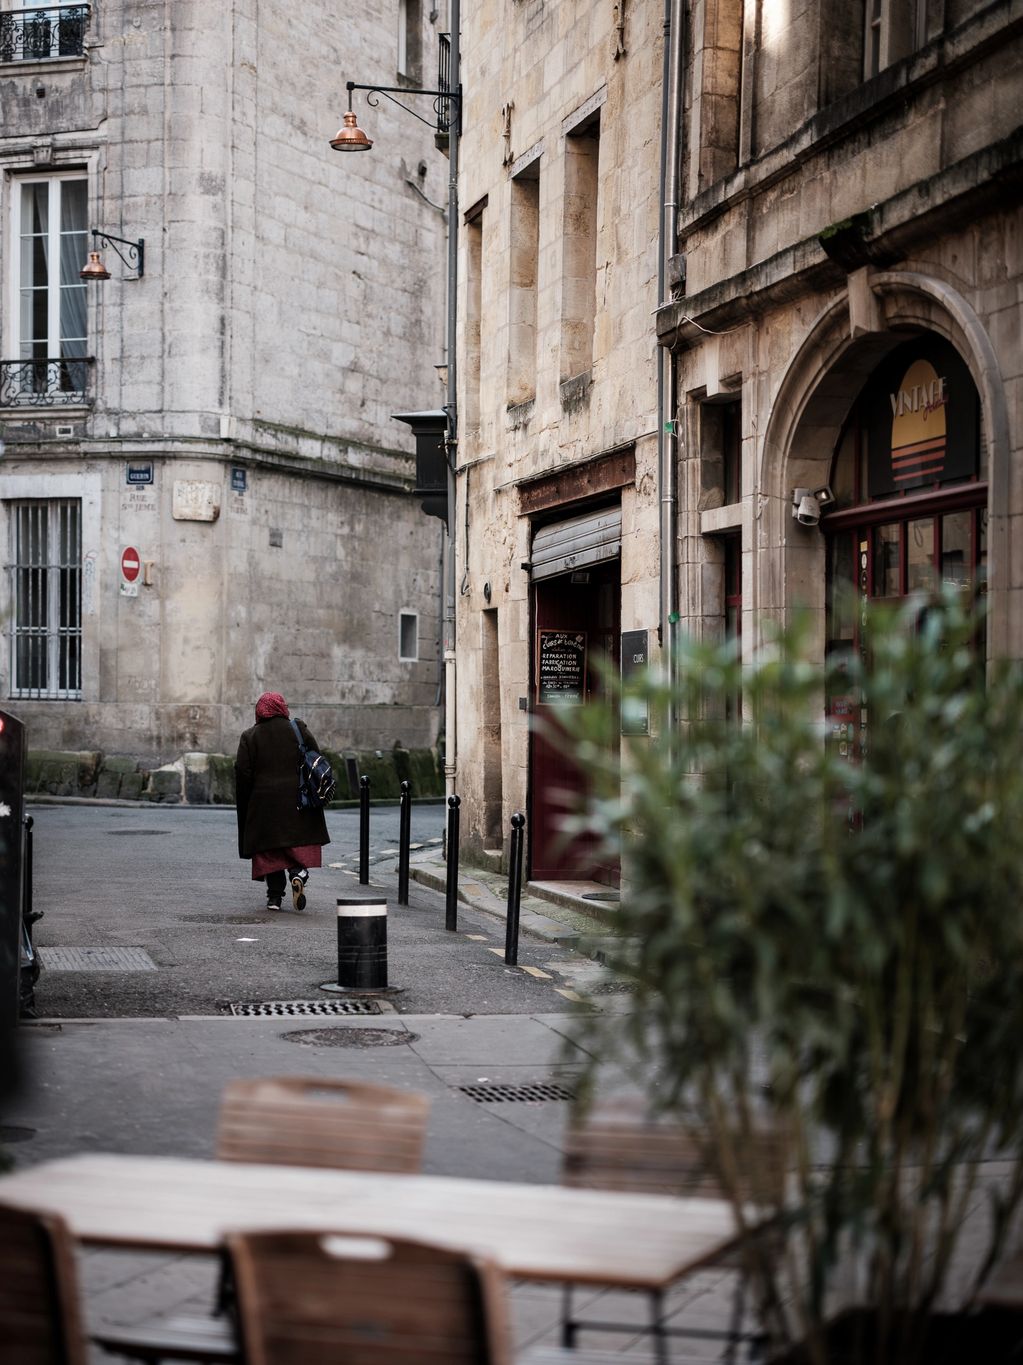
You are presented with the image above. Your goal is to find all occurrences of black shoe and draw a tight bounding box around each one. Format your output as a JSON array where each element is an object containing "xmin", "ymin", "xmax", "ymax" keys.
[
  {"xmin": 266, "ymin": 896, "xmax": 282, "ymax": 912},
  {"xmin": 290, "ymin": 869, "xmax": 308, "ymax": 911}
]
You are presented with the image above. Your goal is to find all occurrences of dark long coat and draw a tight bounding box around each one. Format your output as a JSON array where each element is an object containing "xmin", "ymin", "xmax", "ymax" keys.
[{"xmin": 235, "ymin": 716, "xmax": 331, "ymax": 858}]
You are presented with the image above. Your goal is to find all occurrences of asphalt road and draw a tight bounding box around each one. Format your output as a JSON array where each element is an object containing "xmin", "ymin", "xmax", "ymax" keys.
[{"xmin": 26, "ymin": 802, "xmax": 585, "ymax": 1020}]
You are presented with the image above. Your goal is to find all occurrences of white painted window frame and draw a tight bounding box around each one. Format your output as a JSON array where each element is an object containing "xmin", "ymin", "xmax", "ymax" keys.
[{"xmin": 8, "ymin": 170, "xmax": 89, "ymax": 365}]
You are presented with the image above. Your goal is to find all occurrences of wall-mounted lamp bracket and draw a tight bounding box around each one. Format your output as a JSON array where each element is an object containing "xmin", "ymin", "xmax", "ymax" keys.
[
  {"xmin": 346, "ymin": 78, "xmax": 462, "ymax": 136},
  {"xmin": 91, "ymin": 229, "xmax": 144, "ymax": 278}
]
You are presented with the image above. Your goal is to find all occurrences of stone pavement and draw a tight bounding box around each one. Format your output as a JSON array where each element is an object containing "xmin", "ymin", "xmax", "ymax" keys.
[{"xmin": 409, "ymin": 856, "xmax": 620, "ymax": 955}]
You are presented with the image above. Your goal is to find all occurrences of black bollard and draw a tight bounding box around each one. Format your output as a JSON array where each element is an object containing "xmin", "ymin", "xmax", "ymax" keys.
[
  {"xmin": 397, "ymin": 780, "xmax": 411, "ymax": 906},
  {"xmin": 334, "ymin": 896, "xmax": 388, "ymax": 990},
  {"xmin": 504, "ymin": 812, "xmax": 525, "ymax": 965},
  {"xmin": 21, "ymin": 816, "xmax": 33, "ymax": 925},
  {"xmin": 359, "ymin": 775, "xmax": 370, "ymax": 884},
  {"xmin": 445, "ymin": 794, "xmax": 461, "ymax": 932}
]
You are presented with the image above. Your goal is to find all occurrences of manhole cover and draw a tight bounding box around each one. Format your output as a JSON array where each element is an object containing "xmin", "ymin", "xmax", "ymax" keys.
[
  {"xmin": 45, "ymin": 946, "xmax": 157, "ymax": 973},
  {"xmin": 282, "ymin": 1028, "xmax": 418, "ymax": 1048},
  {"xmin": 587, "ymin": 979, "xmax": 636, "ymax": 994},
  {"xmin": 581, "ymin": 891, "xmax": 620, "ymax": 902},
  {"xmin": 107, "ymin": 830, "xmax": 169, "ymax": 836},
  {"xmin": 0, "ymin": 1125, "xmax": 35, "ymax": 1143},
  {"xmin": 458, "ymin": 1081, "xmax": 576, "ymax": 1104},
  {"xmin": 228, "ymin": 999, "xmax": 382, "ymax": 1017}
]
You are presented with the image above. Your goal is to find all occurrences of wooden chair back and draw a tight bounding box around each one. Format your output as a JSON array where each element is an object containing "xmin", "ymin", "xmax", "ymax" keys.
[
  {"xmin": 563, "ymin": 1099, "xmax": 787, "ymax": 1207},
  {"xmin": 0, "ymin": 1201, "xmax": 88, "ymax": 1365},
  {"xmin": 227, "ymin": 1229, "xmax": 511, "ymax": 1365},
  {"xmin": 216, "ymin": 1076, "xmax": 430, "ymax": 1172}
]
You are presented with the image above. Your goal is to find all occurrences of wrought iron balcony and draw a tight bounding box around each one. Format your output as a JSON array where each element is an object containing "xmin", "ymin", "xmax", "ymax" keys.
[
  {"xmin": 436, "ymin": 33, "xmax": 456, "ymax": 138},
  {"xmin": 0, "ymin": 358, "xmax": 94, "ymax": 407},
  {"xmin": 0, "ymin": 4, "xmax": 90, "ymax": 63}
]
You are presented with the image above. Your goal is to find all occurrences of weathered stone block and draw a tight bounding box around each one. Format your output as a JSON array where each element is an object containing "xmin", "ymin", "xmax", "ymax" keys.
[
  {"xmin": 144, "ymin": 763, "xmax": 183, "ymax": 804},
  {"xmin": 353, "ymin": 750, "xmax": 400, "ymax": 800},
  {"xmin": 95, "ymin": 755, "xmax": 139, "ymax": 800},
  {"xmin": 119, "ymin": 772, "xmax": 146, "ymax": 802},
  {"xmin": 208, "ymin": 755, "xmax": 236, "ymax": 805},
  {"xmin": 182, "ymin": 752, "xmax": 210, "ymax": 805}
]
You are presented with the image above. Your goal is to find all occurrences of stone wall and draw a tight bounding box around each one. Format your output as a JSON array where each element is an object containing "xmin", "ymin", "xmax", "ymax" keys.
[
  {"xmin": 453, "ymin": 0, "xmax": 665, "ymax": 864},
  {"xmin": 24, "ymin": 744, "xmax": 444, "ymax": 804}
]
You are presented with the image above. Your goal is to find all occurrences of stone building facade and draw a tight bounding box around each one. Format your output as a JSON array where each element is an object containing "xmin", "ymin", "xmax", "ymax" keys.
[
  {"xmin": 0, "ymin": 0, "xmax": 448, "ymax": 761},
  {"xmin": 453, "ymin": 0, "xmax": 1021, "ymax": 882},
  {"xmin": 452, "ymin": 0, "xmax": 666, "ymax": 878},
  {"xmin": 658, "ymin": 0, "xmax": 1022, "ymax": 695}
]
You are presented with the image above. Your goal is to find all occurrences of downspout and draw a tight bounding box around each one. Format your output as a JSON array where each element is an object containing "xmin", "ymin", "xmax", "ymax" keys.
[
  {"xmin": 443, "ymin": 0, "xmax": 461, "ymax": 800},
  {"xmin": 657, "ymin": 0, "xmax": 684, "ymax": 739}
]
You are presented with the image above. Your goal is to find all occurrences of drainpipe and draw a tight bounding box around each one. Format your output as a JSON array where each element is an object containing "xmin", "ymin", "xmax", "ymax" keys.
[
  {"xmin": 657, "ymin": 0, "xmax": 684, "ymax": 740},
  {"xmin": 443, "ymin": 0, "xmax": 461, "ymax": 800}
]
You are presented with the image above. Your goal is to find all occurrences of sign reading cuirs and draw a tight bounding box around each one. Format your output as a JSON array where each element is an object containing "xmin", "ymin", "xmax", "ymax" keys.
[{"xmin": 537, "ymin": 630, "xmax": 587, "ymax": 705}]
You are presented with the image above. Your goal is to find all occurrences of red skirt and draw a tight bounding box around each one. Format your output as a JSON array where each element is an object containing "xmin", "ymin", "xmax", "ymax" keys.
[{"xmin": 251, "ymin": 845, "xmax": 323, "ymax": 881}]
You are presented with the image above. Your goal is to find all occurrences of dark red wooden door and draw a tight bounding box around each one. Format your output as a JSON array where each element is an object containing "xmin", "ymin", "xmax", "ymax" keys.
[{"xmin": 530, "ymin": 561, "xmax": 620, "ymax": 883}]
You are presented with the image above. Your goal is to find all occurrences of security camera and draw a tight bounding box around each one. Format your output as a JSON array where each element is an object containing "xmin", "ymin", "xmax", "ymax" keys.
[
  {"xmin": 791, "ymin": 485, "xmax": 836, "ymax": 527},
  {"xmin": 795, "ymin": 492, "xmax": 821, "ymax": 526}
]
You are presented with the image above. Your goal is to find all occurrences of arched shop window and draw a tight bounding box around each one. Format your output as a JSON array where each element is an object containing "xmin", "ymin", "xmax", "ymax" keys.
[
  {"xmin": 825, "ymin": 334, "xmax": 986, "ymax": 657},
  {"xmin": 824, "ymin": 334, "xmax": 986, "ymax": 763}
]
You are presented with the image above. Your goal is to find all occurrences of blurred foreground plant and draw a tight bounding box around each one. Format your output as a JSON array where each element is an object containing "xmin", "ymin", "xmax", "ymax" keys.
[{"xmin": 560, "ymin": 591, "xmax": 1023, "ymax": 1365}]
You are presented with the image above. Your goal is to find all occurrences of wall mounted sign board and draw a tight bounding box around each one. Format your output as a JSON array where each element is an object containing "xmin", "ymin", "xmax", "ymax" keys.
[{"xmin": 620, "ymin": 628, "xmax": 649, "ymax": 735}]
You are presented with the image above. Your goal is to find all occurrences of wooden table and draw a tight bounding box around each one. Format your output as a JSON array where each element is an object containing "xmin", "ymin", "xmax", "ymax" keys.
[{"xmin": 0, "ymin": 1152, "xmax": 738, "ymax": 1291}]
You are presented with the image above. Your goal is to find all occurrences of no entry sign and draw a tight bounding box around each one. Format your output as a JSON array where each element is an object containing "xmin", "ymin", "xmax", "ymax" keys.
[{"xmin": 121, "ymin": 547, "xmax": 141, "ymax": 583}]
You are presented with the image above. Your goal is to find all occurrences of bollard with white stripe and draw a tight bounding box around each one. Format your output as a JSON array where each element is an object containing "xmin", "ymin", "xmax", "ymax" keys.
[{"xmin": 333, "ymin": 895, "xmax": 388, "ymax": 991}]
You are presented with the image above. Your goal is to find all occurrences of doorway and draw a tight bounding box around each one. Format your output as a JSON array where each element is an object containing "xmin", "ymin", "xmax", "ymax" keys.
[{"xmin": 529, "ymin": 558, "xmax": 620, "ymax": 884}]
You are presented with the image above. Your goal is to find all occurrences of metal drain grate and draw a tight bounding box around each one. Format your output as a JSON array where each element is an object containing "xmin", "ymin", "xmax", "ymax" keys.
[
  {"xmin": 458, "ymin": 1081, "xmax": 576, "ymax": 1104},
  {"xmin": 229, "ymin": 999, "xmax": 382, "ymax": 1018},
  {"xmin": 45, "ymin": 947, "xmax": 157, "ymax": 973}
]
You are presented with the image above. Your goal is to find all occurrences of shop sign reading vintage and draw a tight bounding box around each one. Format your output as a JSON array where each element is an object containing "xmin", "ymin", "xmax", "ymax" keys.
[{"xmin": 866, "ymin": 337, "xmax": 979, "ymax": 499}]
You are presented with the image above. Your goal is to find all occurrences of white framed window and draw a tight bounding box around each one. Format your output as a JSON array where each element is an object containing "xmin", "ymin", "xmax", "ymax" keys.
[
  {"xmin": 0, "ymin": 3, "xmax": 90, "ymax": 62},
  {"xmin": 397, "ymin": 0, "xmax": 421, "ymax": 79},
  {"xmin": 863, "ymin": 0, "xmax": 928, "ymax": 79},
  {"xmin": 399, "ymin": 610, "xmax": 419, "ymax": 662},
  {"xmin": 7, "ymin": 173, "xmax": 89, "ymax": 402},
  {"xmin": 7, "ymin": 498, "xmax": 82, "ymax": 698}
]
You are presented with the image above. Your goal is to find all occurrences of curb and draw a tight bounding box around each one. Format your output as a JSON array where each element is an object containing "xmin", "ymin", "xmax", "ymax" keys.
[{"xmin": 409, "ymin": 863, "xmax": 609, "ymax": 950}]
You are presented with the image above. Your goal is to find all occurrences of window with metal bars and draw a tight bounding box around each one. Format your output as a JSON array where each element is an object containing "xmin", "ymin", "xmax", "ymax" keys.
[{"xmin": 8, "ymin": 499, "xmax": 82, "ymax": 698}]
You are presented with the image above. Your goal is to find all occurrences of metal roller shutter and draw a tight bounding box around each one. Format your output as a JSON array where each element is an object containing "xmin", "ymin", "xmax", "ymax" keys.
[{"xmin": 529, "ymin": 505, "xmax": 622, "ymax": 581}]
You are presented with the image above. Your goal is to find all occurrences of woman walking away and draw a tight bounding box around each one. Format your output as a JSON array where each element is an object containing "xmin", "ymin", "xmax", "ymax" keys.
[{"xmin": 236, "ymin": 692, "xmax": 330, "ymax": 911}]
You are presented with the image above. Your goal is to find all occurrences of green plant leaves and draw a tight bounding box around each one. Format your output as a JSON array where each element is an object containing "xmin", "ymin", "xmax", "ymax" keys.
[{"xmin": 561, "ymin": 591, "xmax": 1023, "ymax": 1364}]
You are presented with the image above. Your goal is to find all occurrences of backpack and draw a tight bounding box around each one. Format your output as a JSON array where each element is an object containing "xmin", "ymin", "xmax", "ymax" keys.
[{"xmin": 288, "ymin": 718, "xmax": 337, "ymax": 810}]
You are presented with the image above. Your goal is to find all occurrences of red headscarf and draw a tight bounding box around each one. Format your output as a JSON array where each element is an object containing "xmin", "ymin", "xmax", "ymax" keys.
[{"xmin": 255, "ymin": 692, "xmax": 289, "ymax": 721}]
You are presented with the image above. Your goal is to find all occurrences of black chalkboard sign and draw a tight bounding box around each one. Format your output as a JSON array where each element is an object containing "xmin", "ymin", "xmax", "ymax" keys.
[{"xmin": 537, "ymin": 630, "xmax": 587, "ymax": 705}]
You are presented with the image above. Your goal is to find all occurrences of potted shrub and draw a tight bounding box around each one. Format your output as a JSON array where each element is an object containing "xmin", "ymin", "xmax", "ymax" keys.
[{"xmin": 560, "ymin": 592, "xmax": 1023, "ymax": 1365}]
